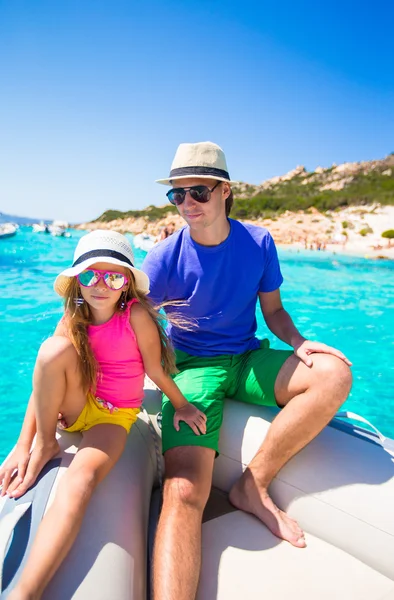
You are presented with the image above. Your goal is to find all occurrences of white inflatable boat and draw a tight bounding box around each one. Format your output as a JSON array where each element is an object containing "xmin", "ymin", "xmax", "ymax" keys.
[
  {"xmin": 0, "ymin": 389, "xmax": 160, "ymax": 600},
  {"xmin": 1, "ymin": 385, "xmax": 394, "ymax": 599},
  {"xmin": 0, "ymin": 224, "xmax": 17, "ymax": 240},
  {"xmin": 133, "ymin": 234, "xmax": 157, "ymax": 253}
]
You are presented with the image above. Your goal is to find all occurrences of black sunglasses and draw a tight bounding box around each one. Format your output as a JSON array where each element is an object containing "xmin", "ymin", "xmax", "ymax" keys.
[{"xmin": 166, "ymin": 181, "xmax": 221, "ymax": 206}]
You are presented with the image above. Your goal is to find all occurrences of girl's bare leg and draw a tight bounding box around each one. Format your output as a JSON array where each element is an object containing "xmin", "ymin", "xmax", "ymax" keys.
[
  {"xmin": 9, "ymin": 424, "xmax": 127, "ymax": 600},
  {"xmin": 8, "ymin": 336, "xmax": 87, "ymax": 498}
]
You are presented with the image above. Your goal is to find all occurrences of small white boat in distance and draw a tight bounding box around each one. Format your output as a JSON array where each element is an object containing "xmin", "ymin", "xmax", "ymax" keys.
[
  {"xmin": 49, "ymin": 226, "xmax": 71, "ymax": 238},
  {"xmin": 0, "ymin": 223, "xmax": 17, "ymax": 239},
  {"xmin": 49, "ymin": 221, "xmax": 71, "ymax": 238},
  {"xmin": 133, "ymin": 233, "xmax": 156, "ymax": 253},
  {"xmin": 32, "ymin": 221, "xmax": 50, "ymax": 233}
]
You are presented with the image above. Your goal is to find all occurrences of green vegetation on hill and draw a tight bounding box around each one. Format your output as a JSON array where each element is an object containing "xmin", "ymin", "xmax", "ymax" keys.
[
  {"xmin": 231, "ymin": 169, "xmax": 394, "ymax": 219},
  {"xmin": 93, "ymin": 204, "xmax": 177, "ymax": 223},
  {"xmin": 382, "ymin": 229, "xmax": 394, "ymax": 246},
  {"xmin": 93, "ymin": 164, "xmax": 394, "ymax": 223}
]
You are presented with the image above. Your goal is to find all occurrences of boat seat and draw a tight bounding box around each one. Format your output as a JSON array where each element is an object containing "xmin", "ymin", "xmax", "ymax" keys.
[
  {"xmin": 41, "ymin": 408, "xmax": 158, "ymax": 600},
  {"xmin": 143, "ymin": 390, "xmax": 394, "ymax": 599},
  {"xmin": 199, "ymin": 496, "xmax": 394, "ymax": 600}
]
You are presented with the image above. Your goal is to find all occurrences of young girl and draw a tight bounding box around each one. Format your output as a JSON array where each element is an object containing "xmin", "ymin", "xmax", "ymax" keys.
[{"xmin": 0, "ymin": 229, "xmax": 207, "ymax": 600}]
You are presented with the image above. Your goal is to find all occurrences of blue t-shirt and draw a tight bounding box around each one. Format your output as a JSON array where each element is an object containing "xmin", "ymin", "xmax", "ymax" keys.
[{"xmin": 141, "ymin": 219, "xmax": 283, "ymax": 356}]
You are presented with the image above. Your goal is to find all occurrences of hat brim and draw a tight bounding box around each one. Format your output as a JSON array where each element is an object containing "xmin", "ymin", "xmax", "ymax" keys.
[
  {"xmin": 156, "ymin": 175, "xmax": 239, "ymax": 186},
  {"xmin": 54, "ymin": 256, "xmax": 150, "ymax": 297}
]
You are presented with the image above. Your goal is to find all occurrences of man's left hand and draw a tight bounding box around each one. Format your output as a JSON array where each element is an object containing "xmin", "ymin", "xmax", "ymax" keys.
[{"xmin": 292, "ymin": 338, "xmax": 352, "ymax": 368}]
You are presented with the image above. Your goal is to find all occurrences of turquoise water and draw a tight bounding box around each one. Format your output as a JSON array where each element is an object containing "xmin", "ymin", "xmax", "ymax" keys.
[{"xmin": 1, "ymin": 227, "xmax": 393, "ymax": 461}]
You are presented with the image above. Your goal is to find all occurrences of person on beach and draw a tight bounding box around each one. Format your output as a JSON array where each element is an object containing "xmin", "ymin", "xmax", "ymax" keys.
[
  {"xmin": 159, "ymin": 226, "xmax": 170, "ymax": 241},
  {"xmin": 167, "ymin": 222, "xmax": 176, "ymax": 235},
  {"xmin": 0, "ymin": 230, "xmax": 206, "ymax": 600},
  {"xmin": 141, "ymin": 141, "xmax": 353, "ymax": 600}
]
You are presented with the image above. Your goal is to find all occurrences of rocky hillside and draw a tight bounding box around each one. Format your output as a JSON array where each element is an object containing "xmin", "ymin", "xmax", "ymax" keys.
[
  {"xmin": 230, "ymin": 154, "xmax": 394, "ymax": 219},
  {"xmin": 235, "ymin": 156, "xmax": 394, "ymax": 196}
]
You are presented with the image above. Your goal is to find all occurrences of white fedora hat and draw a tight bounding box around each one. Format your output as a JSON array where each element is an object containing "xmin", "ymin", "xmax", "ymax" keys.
[
  {"xmin": 54, "ymin": 230, "xmax": 150, "ymax": 297},
  {"xmin": 156, "ymin": 141, "xmax": 238, "ymax": 186}
]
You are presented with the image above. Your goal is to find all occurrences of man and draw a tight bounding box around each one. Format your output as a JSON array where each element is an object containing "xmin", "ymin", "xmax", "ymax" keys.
[{"xmin": 142, "ymin": 141, "xmax": 352, "ymax": 600}]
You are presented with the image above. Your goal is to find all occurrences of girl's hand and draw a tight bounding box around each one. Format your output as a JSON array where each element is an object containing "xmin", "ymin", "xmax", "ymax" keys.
[
  {"xmin": 173, "ymin": 404, "xmax": 207, "ymax": 435},
  {"xmin": 0, "ymin": 445, "xmax": 31, "ymax": 497}
]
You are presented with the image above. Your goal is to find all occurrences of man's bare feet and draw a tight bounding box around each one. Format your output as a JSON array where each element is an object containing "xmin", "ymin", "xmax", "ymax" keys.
[
  {"xmin": 8, "ymin": 440, "xmax": 60, "ymax": 499},
  {"xmin": 229, "ymin": 469, "xmax": 306, "ymax": 548}
]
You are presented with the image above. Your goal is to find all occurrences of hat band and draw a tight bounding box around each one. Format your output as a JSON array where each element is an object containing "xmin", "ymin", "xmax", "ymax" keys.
[
  {"xmin": 169, "ymin": 166, "xmax": 230, "ymax": 180},
  {"xmin": 73, "ymin": 249, "xmax": 134, "ymax": 268}
]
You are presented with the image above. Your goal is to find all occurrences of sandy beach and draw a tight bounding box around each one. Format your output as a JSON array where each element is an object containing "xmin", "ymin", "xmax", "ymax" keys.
[{"xmin": 255, "ymin": 204, "xmax": 394, "ymax": 260}]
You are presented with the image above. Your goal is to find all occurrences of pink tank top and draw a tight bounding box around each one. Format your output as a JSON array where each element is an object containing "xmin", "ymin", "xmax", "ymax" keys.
[{"xmin": 87, "ymin": 299, "xmax": 145, "ymax": 408}]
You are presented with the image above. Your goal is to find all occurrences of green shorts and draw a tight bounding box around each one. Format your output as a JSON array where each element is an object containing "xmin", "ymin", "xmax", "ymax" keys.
[{"xmin": 162, "ymin": 339, "xmax": 293, "ymax": 455}]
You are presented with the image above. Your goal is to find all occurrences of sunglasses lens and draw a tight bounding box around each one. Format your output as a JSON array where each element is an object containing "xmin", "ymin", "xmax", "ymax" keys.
[
  {"xmin": 167, "ymin": 189, "xmax": 185, "ymax": 206},
  {"xmin": 167, "ymin": 186, "xmax": 210, "ymax": 205},
  {"xmin": 104, "ymin": 272, "xmax": 126, "ymax": 290},
  {"xmin": 78, "ymin": 270, "xmax": 99, "ymax": 287},
  {"xmin": 189, "ymin": 186, "xmax": 210, "ymax": 203}
]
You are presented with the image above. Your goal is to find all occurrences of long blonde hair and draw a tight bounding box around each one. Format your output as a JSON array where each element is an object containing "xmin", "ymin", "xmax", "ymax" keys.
[{"xmin": 62, "ymin": 269, "xmax": 186, "ymax": 393}]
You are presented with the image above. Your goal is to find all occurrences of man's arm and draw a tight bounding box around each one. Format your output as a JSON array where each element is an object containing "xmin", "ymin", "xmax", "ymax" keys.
[
  {"xmin": 259, "ymin": 289, "xmax": 303, "ymax": 348},
  {"xmin": 259, "ymin": 289, "xmax": 351, "ymax": 367}
]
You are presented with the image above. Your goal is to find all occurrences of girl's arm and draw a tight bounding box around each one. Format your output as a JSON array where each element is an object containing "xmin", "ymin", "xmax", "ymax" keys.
[
  {"xmin": 15, "ymin": 318, "xmax": 67, "ymax": 444},
  {"xmin": 17, "ymin": 393, "xmax": 36, "ymax": 448},
  {"xmin": 0, "ymin": 317, "xmax": 68, "ymax": 494},
  {"xmin": 130, "ymin": 304, "xmax": 207, "ymax": 435},
  {"xmin": 0, "ymin": 393, "xmax": 36, "ymax": 495}
]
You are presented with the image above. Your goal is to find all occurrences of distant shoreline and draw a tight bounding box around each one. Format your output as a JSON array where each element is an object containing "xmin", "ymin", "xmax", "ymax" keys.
[
  {"xmin": 276, "ymin": 243, "xmax": 394, "ymax": 261},
  {"xmin": 75, "ymin": 204, "xmax": 394, "ymax": 261}
]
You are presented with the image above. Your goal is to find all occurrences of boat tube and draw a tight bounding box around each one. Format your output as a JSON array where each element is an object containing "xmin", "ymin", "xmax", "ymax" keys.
[
  {"xmin": 1, "ymin": 385, "xmax": 393, "ymax": 599},
  {"xmin": 0, "ymin": 389, "xmax": 160, "ymax": 600},
  {"xmin": 143, "ymin": 392, "xmax": 394, "ymax": 600}
]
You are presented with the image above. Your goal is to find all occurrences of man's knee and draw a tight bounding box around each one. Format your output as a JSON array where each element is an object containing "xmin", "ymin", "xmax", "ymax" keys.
[
  {"xmin": 309, "ymin": 355, "xmax": 352, "ymax": 413},
  {"xmin": 163, "ymin": 475, "xmax": 209, "ymax": 513},
  {"xmin": 313, "ymin": 354, "xmax": 352, "ymax": 391},
  {"xmin": 162, "ymin": 446, "xmax": 214, "ymax": 513}
]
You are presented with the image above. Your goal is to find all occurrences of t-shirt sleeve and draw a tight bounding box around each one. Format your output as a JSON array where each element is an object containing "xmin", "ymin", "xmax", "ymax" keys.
[
  {"xmin": 141, "ymin": 248, "xmax": 168, "ymax": 304},
  {"xmin": 259, "ymin": 232, "xmax": 284, "ymax": 293}
]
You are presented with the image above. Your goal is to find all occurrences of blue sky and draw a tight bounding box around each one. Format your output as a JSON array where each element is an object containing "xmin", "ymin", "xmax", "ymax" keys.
[{"xmin": 1, "ymin": 0, "xmax": 393, "ymax": 223}]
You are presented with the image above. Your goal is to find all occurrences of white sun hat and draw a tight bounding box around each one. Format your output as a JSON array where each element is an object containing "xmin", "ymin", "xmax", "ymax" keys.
[
  {"xmin": 156, "ymin": 141, "xmax": 239, "ymax": 186},
  {"xmin": 54, "ymin": 230, "xmax": 150, "ymax": 297}
]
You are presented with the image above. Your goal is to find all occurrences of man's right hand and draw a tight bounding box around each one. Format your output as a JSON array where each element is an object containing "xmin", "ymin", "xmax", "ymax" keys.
[{"xmin": 0, "ymin": 444, "xmax": 31, "ymax": 497}]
